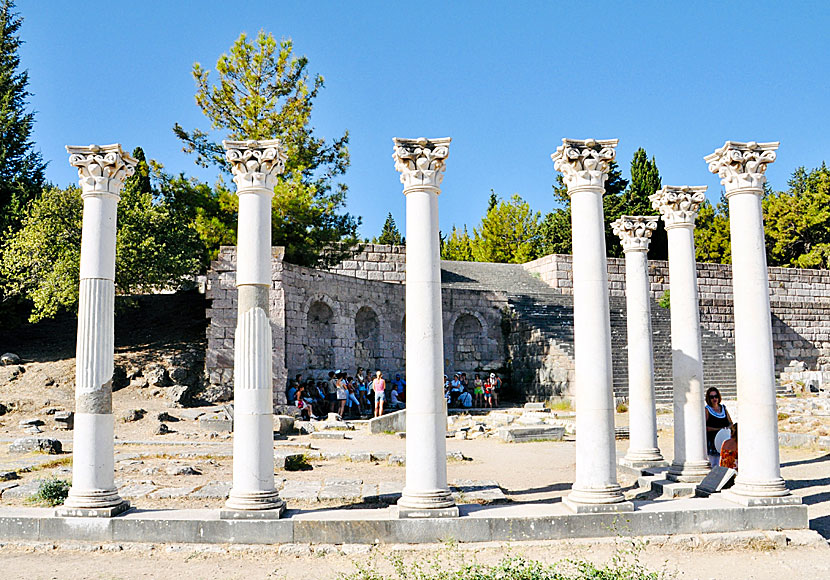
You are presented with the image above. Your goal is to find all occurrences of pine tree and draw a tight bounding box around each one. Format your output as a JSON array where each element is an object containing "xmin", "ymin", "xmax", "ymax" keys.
[
  {"xmin": 472, "ymin": 193, "xmax": 540, "ymax": 263},
  {"xmin": 441, "ymin": 225, "xmax": 475, "ymax": 261},
  {"xmin": 0, "ymin": 0, "xmax": 45, "ymax": 233},
  {"xmin": 173, "ymin": 31, "xmax": 359, "ymax": 267},
  {"xmin": 374, "ymin": 212, "xmax": 404, "ymax": 245}
]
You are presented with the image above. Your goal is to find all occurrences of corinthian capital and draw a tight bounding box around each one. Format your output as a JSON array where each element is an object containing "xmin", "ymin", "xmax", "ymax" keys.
[
  {"xmin": 66, "ymin": 144, "xmax": 137, "ymax": 197},
  {"xmin": 223, "ymin": 139, "xmax": 287, "ymax": 192},
  {"xmin": 611, "ymin": 215, "xmax": 659, "ymax": 252},
  {"xmin": 649, "ymin": 186, "xmax": 707, "ymax": 229},
  {"xmin": 704, "ymin": 140, "xmax": 778, "ymax": 194},
  {"xmin": 551, "ymin": 138, "xmax": 619, "ymax": 191},
  {"xmin": 393, "ymin": 137, "xmax": 451, "ymax": 191}
]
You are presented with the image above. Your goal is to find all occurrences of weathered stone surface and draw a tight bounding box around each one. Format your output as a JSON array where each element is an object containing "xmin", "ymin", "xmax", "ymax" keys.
[
  {"xmin": 145, "ymin": 365, "xmax": 170, "ymax": 388},
  {"xmin": 119, "ymin": 482, "xmax": 157, "ymax": 499},
  {"xmin": 165, "ymin": 465, "xmax": 201, "ymax": 476},
  {"xmin": 498, "ymin": 426, "xmax": 564, "ymax": 443},
  {"xmin": 121, "ymin": 409, "xmax": 146, "ymax": 423},
  {"xmin": 192, "ymin": 481, "xmax": 232, "ymax": 499},
  {"xmin": 274, "ymin": 452, "xmax": 305, "ymax": 470},
  {"xmin": 53, "ymin": 411, "xmax": 74, "ymax": 430},
  {"xmin": 273, "ymin": 415, "xmax": 295, "ymax": 434},
  {"xmin": 368, "ymin": 409, "xmax": 406, "ymax": 434},
  {"xmin": 155, "ymin": 423, "xmax": 171, "ymax": 435},
  {"xmin": 9, "ymin": 437, "xmax": 62, "ymax": 454},
  {"xmin": 1, "ymin": 352, "xmax": 21, "ymax": 365},
  {"xmin": 318, "ymin": 479, "xmax": 362, "ymax": 502},
  {"xmin": 149, "ymin": 486, "xmax": 198, "ymax": 499},
  {"xmin": 279, "ymin": 480, "xmax": 320, "ymax": 502},
  {"xmin": 451, "ymin": 480, "xmax": 507, "ymax": 504}
]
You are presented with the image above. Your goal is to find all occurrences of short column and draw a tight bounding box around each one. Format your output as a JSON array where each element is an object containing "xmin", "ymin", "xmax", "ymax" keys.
[
  {"xmin": 552, "ymin": 138, "xmax": 632, "ymax": 513},
  {"xmin": 222, "ymin": 140, "xmax": 287, "ymax": 517},
  {"xmin": 650, "ymin": 186, "xmax": 710, "ymax": 483},
  {"xmin": 393, "ymin": 137, "xmax": 458, "ymax": 518},
  {"xmin": 705, "ymin": 141, "xmax": 798, "ymax": 505},
  {"xmin": 59, "ymin": 144, "xmax": 136, "ymax": 517},
  {"xmin": 612, "ymin": 216, "xmax": 666, "ymax": 469}
]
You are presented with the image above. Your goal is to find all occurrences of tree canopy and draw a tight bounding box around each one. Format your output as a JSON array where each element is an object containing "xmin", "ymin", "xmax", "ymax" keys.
[
  {"xmin": 0, "ymin": 148, "xmax": 201, "ymax": 322},
  {"xmin": 373, "ymin": 212, "xmax": 404, "ymax": 245},
  {"xmin": 173, "ymin": 30, "xmax": 359, "ymax": 267}
]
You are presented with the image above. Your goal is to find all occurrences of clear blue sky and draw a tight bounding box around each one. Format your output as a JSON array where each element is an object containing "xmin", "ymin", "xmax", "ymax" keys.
[{"xmin": 18, "ymin": 1, "xmax": 830, "ymax": 240}]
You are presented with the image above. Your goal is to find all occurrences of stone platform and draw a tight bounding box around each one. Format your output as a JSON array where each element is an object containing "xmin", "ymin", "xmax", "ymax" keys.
[{"xmin": 0, "ymin": 498, "xmax": 807, "ymax": 545}]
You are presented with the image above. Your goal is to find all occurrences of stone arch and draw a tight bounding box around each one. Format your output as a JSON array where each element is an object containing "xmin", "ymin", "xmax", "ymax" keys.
[
  {"xmin": 354, "ymin": 306, "xmax": 380, "ymax": 368},
  {"xmin": 307, "ymin": 300, "xmax": 335, "ymax": 370},
  {"xmin": 452, "ymin": 312, "xmax": 487, "ymax": 372}
]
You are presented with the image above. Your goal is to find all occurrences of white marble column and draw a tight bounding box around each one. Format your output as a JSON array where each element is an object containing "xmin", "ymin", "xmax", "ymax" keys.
[
  {"xmin": 705, "ymin": 141, "xmax": 797, "ymax": 505},
  {"xmin": 60, "ymin": 144, "xmax": 136, "ymax": 517},
  {"xmin": 650, "ymin": 186, "xmax": 710, "ymax": 483},
  {"xmin": 612, "ymin": 216, "xmax": 666, "ymax": 469},
  {"xmin": 223, "ymin": 140, "xmax": 287, "ymax": 517},
  {"xmin": 552, "ymin": 139, "xmax": 632, "ymax": 513},
  {"xmin": 393, "ymin": 137, "xmax": 458, "ymax": 518}
]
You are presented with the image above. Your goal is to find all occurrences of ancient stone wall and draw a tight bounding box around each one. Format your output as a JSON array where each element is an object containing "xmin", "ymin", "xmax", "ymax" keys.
[
  {"xmin": 524, "ymin": 254, "xmax": 830, "ymax": 373},
  {"xmin": 326, "ymin": 244, "xmax": 406, "ymax": 283},
  {"xmin": 205, "ymin": 247, "xmax": 509, "ymax": 405}
]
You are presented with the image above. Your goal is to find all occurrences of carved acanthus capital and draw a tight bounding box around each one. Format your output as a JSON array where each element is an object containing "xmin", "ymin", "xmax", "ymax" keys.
[
  {"xmin": 66, "ymin": 144, "xmax": 137, "ymax": 197},
  {"xmin": 223, "ymin": 139, "xmax": 287, "ymax": 192},
  {"xmin": 704, "ymin": 141, "xmax": 778, "ymax": 194},
  {"xmin": 650, "ymin": 186, "xmax": 707, "ymax": 229},
  {"xmin": 611, "ymin": 215, "xmax": 659, "ymax": 252},
  {"xmin": 551, "ymin": 138, "xmax": 619, "ymax": 191},
  {"xmin": 393, "ymin": 137, "xmax": 451, "ymax": 191}
]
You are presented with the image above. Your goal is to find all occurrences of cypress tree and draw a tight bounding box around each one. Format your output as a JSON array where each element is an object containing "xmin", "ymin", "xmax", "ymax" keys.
[{"xmin": 0, "ymin": 0, "xmax": 45, "ymax": 233}]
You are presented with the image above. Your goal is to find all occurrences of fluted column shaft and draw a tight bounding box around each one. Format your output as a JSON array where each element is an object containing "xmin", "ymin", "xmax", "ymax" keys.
[
  {"xmin": 224, "ymin": 140, "xmax": 286, "ymax": 514},
  {"xmin": 393, "ymin": 138, "xmax": 457, "ymax": 517},
  {"xmin": 613, "ymin": 217, "xmax": 665, "ymax": 468},
  {"xmin": 706, "ymin": 141, "xmax": 796, "ymax": 505},
  {"xmin": 63, "ymin": 144, "xmax": 136, "ymax": 515},
  {"xmin": 651, "ymin": 186, "xmax": 710, "ymax": 483},
  {"xmin": 553, "ymin": 139, "xmax": 631, "ymax": 513}
]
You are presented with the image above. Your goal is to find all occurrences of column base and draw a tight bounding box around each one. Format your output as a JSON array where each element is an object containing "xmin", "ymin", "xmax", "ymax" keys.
[
  {"xmin": 224, "ymin": 489, "xmax": 284, "ymax": 513},
  {"xmin": 391, "ymin": 505, "xmax": 460, "ymax": 519},
  {"xmin": 566, "ymin": 484, "xmax": 632, "ymax": 513},
  {"xmin": 56, "ymin": 500, "xmax": 131, "ymax": 518},
  {"xmin": 397, "ymin": 488, "xmax": 456, "ymax": 511},
  {"xmin": 666, "ymin": 460, "xmax": 710, "ymax": 483},
  {"xmin": 721, "ymin": 477, "xmax": 799, "ymax": 506}
]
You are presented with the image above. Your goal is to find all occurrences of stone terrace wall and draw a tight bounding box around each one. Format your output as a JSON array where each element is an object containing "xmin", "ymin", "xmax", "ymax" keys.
[
  {"xmin": 524, "ymin": 254, "xmax": 830, "ymax": 373},
  {"xmin": 205, "ymin": 247, "xmax": 510, "ymax": 404},
  {"xmin": 326, "ymin": 244, "xmax": 407, "ymax": 283},
  {"xmin": 523, "ymin": 253, "xmax": 830, "ymax": 302}
]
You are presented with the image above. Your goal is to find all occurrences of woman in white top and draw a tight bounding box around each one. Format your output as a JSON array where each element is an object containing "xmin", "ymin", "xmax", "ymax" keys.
[{"xmin": 336, "ymin": 372, "xmax": 348, "ymax": 417}]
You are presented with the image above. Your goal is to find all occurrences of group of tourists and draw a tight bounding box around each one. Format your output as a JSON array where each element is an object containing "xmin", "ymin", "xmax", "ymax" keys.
[
  {"xmin": 705, "ymin": 386, "xmax": 738, "ymax": 470},
  {"xmin": 286, "ymin": 368, "xmax": 407, "ymax": 420},
  {"xmin": 444, "ymin": 372, "xmax": 502, "ymax": 409}
]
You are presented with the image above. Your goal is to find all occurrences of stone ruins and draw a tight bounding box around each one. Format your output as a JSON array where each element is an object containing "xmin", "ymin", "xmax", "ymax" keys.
[{"xmin": 36, "ymin": 135, "xmax": 804, "ymax": 534}]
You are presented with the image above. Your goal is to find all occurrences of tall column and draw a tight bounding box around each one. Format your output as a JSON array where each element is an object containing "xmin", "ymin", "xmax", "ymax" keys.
[
  {"xmin": 705, "ymin": 141, "xmax": 797, "ymax": 505},
  {"xmin": 393, "ymin": 137, "xmax": 458, "ymax": 518},
  {"xmin": 650, "ymin": 186, "xmax": 710, "ymax": 483},
  {"xmin": 612, "ymin": 216, "xmax": 666, "ymax": 469},
  {"xmin": 222, "ymin": 139, "xmax": 287, "ymax": 517},
  {"xmin": 59, "ymin": 144, "xmax": 136, "ymax": 517},
  {"xmin": 552, "ymin": 139, "xmax": 632, "ymax": 513}
]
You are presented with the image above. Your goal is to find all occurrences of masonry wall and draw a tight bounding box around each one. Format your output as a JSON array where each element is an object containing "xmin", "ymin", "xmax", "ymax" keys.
[
  {"xmin": 524, "ymin": 254, "xmax": 830, "ymax": 373},
  {"xmin": 205, "ymin": 246, "xmax": 509, "ymax": 406}
]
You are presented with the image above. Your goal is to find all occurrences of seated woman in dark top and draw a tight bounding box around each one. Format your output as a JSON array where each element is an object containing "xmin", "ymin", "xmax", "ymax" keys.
[{"xmin": 705, "ymin": 386, "xmax": 733, "ymax": 467}]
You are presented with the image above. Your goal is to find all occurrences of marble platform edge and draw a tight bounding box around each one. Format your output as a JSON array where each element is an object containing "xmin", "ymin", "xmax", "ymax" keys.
[{"xmin": 0, "ymin": 502, "xmax": 808, "ymax": 545}]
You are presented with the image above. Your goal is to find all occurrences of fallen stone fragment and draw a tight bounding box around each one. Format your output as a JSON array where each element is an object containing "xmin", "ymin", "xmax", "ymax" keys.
[
  {"xmin": 165, "ymin": 465, "xmax": 201, "ymax": 476},
  {"xmin": 9, "ymin": 437, "xmax": 62, "ymax": 454},
  {"xmin": 155, "ymin": 423, "xmax": 171, "ymax": 435},
  {"xmin": 121, "ymin": 409, "xmax": 146, "ymax": 423},
  {"xmin": 54, "ymin": 411, "xmax": 74, "ymax": 430},
  {"xmin": 191, "ymin": 481, "xmax": 232, "ymax": 499},
  {"xmin": 1, "ymin": 352, "xmax": 21, "ymax": 365}
]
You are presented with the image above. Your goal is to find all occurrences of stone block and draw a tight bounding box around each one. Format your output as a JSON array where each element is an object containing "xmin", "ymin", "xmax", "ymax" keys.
[
  {"xmin": 368, "ymin": 409, "xmax": 406, "ymax": 434},
  {"xmin": 9, "ymin": 437, "xmax": 62, "ymax": 454},
  {"xmin": 273, "ymin": 415, "xmax": 295, "ymax": 434},
  {"xmin": 695, "ymin": 466, "xmax": 737, "ymax": 497},
  {"xmin": 497, "ymin": 426, "xmax": 564, "ymax": 443}
]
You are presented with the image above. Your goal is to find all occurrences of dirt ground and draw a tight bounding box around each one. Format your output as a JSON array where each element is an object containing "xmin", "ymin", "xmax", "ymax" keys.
[{"xmin": 2, "ymin": 294, "xmax": 830, "ymax": 578}]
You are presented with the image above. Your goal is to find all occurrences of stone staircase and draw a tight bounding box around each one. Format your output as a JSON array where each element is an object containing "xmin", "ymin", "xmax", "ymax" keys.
[{"xmin": 439, "ymin": 260, "xmax": 740, "ymax": 403}]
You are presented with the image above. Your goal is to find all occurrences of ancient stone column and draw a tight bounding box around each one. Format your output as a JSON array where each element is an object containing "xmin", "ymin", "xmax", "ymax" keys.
[
  {"xmin": 552, "ymin": 139, "xmax": 632, "ymax": 512},
  {"xmin": 393, "ymin": 137, "xmax": 458, "ymax": 518},
  {"xmin": 612, "ymin": 216, "xmax": 666, "ymax": 469},
  {"xmin": 650, "ymin": 186, "xmax": 710, "ymax": 483},
  {"xmin": 60, "ymin": 144, "xmax": 136, "ymax": 516},
  {"xmin": 222, "ymin": 139, "xmax": 287, "ymax": 517},
  {"xmin": 705, "ymin": 141, "xmax": 797, "ymax": 505}
]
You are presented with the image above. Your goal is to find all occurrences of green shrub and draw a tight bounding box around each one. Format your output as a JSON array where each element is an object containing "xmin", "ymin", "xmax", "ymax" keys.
[
  {"xmin": 29, "ymin": 477, "xmax": 71, "ymax": 506},
  {"xmin": 658, "ymin": 290, "xmax": 670, "ymax": 309}
]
